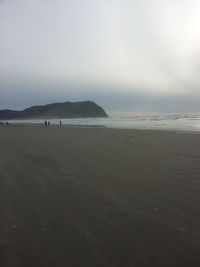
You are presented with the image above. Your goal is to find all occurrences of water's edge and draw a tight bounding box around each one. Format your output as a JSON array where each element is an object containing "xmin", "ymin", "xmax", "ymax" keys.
[{"xmin": 3, "ymin": 113, "xmax": 200, "ymax": 132}]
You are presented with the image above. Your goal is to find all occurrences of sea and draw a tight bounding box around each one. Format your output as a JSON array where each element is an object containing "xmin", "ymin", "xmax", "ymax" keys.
[{"xmin": 7, "ymin": 113, "xmax": 200, "ymax": 132}]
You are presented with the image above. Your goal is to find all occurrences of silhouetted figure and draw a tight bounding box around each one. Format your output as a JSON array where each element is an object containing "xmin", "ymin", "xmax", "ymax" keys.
[
  {"xmin": 45, "ymin": 121, "xmax": 47, "ymax": 127},
  {"xmin": 60, "ymin": 120, "xmax": 62, "ymax": 126},
  {"xmin": 48, "ymin": 121, "xmax": 50, "ymax": 126},
  {"xmin": 0, "ymin": 122, "xmax": 2, "ymax": 126},
  {"xmin": 6, "ymin": 122, "xmax": 9, "ymax": 126}
]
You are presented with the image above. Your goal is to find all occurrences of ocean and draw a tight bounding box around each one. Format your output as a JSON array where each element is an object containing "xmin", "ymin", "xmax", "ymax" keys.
[{"xmin": 7, "ymin": 113, "xmax": 200, "ymax": 131}]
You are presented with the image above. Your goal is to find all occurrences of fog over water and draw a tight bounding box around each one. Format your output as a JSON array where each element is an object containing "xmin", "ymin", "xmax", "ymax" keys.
[{"xmin": 1, "ymin": 0, "xmax": 200, "ymax": 112}]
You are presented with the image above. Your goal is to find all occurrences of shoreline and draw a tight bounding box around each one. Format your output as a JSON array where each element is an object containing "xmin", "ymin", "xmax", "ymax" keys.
[{"xmin": 1, "ymin": 122, "xmax": 200, "ymax": 134}]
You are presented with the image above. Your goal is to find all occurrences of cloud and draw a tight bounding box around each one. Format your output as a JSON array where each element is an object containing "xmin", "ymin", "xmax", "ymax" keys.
[
  {"xmin": 1, "ymin": 75, "xmax": 200, "ymax": 113},
  {"xmin": 1, "ymin": 0, "xmax": 200, "ymax": 111}
]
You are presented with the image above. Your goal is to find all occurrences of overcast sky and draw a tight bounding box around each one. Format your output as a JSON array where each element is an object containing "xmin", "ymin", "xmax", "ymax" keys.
[{"xmin": 1, "ymin": 0, "xmax": 200, "ymax": 112}]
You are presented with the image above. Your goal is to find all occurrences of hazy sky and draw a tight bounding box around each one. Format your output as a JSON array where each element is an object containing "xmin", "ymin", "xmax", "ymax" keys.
[{"xmin": 1, "ymin": 0, "xmax": 200, "ymax": 112}]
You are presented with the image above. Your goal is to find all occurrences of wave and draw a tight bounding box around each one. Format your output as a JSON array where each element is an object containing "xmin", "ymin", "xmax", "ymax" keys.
[{"xmin": 6, "ymin": 113, "xmax": 200, "ymax": 131}]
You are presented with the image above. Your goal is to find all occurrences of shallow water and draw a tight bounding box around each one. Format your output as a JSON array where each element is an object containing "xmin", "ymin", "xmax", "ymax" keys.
[{"xmin": 6, "ymin": 113, "xmax": 200, "ymax": 131}]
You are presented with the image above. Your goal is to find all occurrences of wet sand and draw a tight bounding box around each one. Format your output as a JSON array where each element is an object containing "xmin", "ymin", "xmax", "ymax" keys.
[{"xmin": 0, "ymin": 126, "xmax": 200, "ymax": 266}]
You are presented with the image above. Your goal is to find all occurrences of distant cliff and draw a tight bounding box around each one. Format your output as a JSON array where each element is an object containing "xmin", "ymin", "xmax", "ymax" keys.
[{"xmin": 0, "ymin": 101, "xmax": 108, "ymax": 120}]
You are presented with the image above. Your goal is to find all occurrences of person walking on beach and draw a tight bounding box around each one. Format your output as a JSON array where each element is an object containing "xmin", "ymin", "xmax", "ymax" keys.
[
  {"xmin": 60, "ymin": 120, "xmax": 62, "ymax": 126},
  {"xmin": 48, "ymin": 121, "xmax": 50, "ymax": 126},
  {"xmin": 45, "ymin": 121, "xmax": 47, "ymax": 127}
]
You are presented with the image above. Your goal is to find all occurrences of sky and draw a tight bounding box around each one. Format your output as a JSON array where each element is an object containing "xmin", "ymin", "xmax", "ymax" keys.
[{"xmin": 1, "ymin": 0, "xmax": 200, "ymax": 113}]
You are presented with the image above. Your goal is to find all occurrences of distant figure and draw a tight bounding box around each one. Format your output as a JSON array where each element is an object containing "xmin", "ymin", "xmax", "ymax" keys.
[
  {"xmin": 0, "ymin": 122, "xmax": 2, "ymax": 126},
  {"xmin": 60, "ymin": 120, "xmax": 62, "ymax": 126},
  {"xmin": 45, "ymin": 121, "xmax": 47, "ymax": 127},
  {"xmin": 48, "ymin": 121, "xmax": 50, "ymax": 126},
  {"xmin": 6, "ymin": 122, "xmax": 9, "ymax": 126}
]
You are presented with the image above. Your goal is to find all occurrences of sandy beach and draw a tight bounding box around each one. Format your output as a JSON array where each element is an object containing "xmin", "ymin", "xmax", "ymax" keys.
[{"xmin": 0, "ymin": 126, "xmax": 200, "ymax": 267}]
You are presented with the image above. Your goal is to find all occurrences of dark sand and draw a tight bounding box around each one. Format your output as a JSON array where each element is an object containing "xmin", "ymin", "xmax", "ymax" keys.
[{"xmin": 0, "ymin": 126, "xmax": 200, "ymax": 267}]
